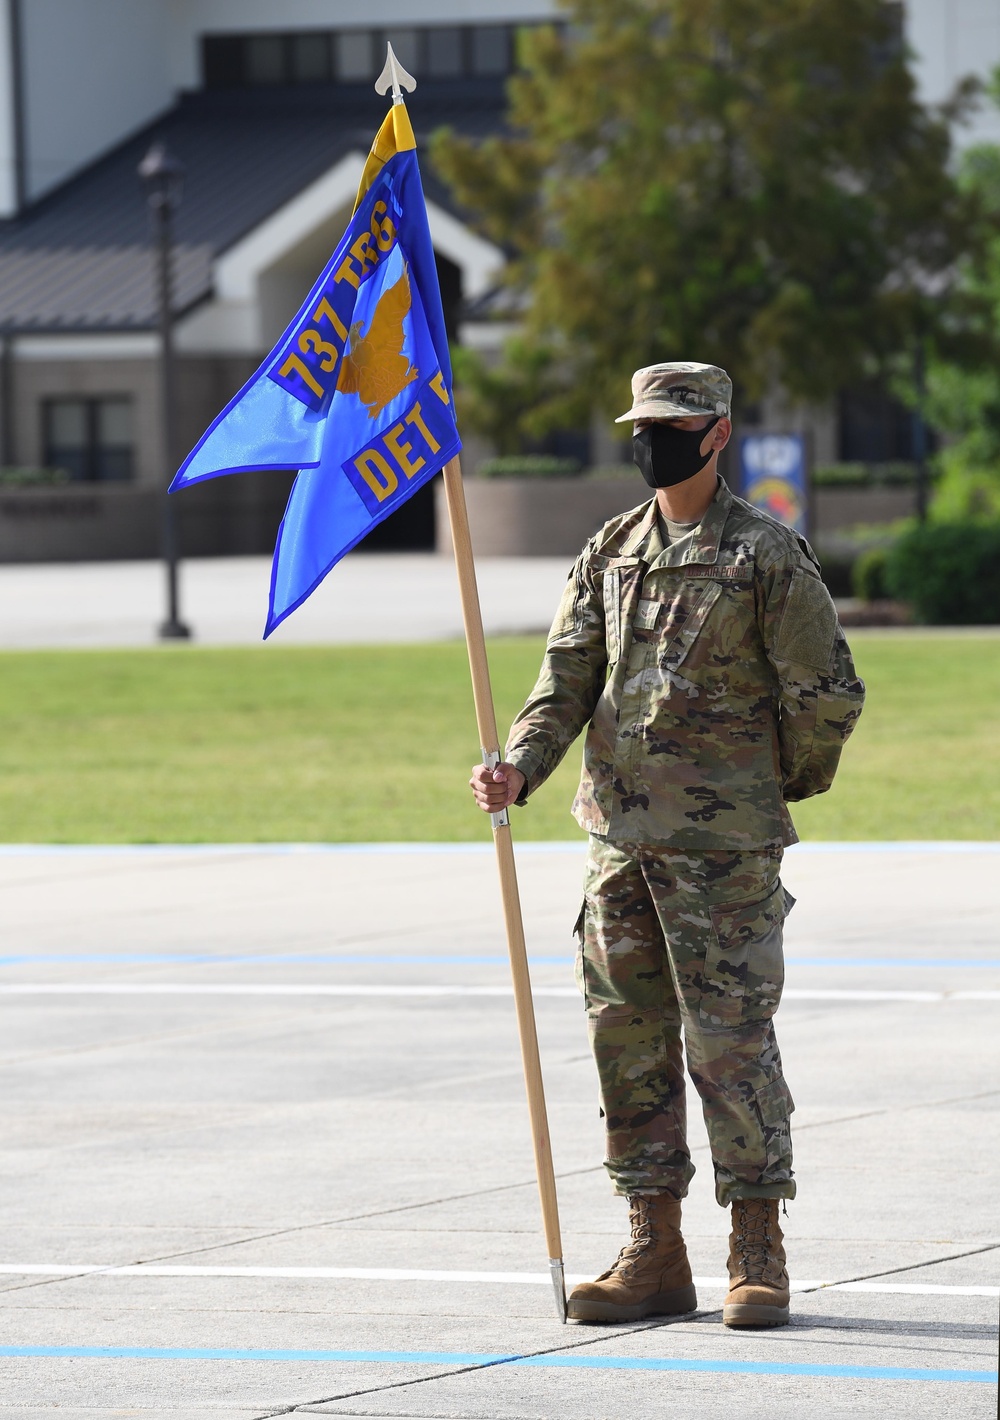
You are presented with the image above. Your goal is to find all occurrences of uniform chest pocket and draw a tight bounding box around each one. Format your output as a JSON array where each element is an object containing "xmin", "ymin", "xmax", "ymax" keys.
[
  {"xmin": 656, "ymin": 579, "xmax": 725, "ymax": 668},
  {"xmin": 602, "ymin": 561, "xmax": 644, "ymax": 666}
]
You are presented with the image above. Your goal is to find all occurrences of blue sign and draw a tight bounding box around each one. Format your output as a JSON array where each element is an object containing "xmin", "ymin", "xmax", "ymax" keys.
[{"xmin": 740, "ymin": 434, "xmax": 808, "ymax": 533}]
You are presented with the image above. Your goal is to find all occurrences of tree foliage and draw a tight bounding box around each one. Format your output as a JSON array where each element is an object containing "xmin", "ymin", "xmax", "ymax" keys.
[
  {"xmin": 433, "ymin": 0, "xmax": 987, "ymax": 425},
  {"xmin": 450, "ymin": 339, "xmax": 563, "ymax": 455},
  {"xmin": 924, "ymin": 92, "xmax": 1000, "ymax": 519}
]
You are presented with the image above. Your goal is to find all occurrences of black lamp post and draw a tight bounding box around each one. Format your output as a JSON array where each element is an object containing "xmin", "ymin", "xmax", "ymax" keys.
[
  {"xmin": 912, "ymin": 337, "xmax": 929, "ymax": 525},
  {"xmin": 139, "ymin": 141, "xmax": 191, "ymax": 640}
]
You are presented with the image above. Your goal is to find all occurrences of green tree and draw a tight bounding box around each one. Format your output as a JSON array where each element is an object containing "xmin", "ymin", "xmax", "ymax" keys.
[
  {"xmin": 923, "ymin": 98, "xmax": 1000, "ymax": 519},
  {"xmin": 433, "ymin": 0, "xmax": 985, "ymax": 426},
  {"xmin": 450, "ymin": 339, "xmax": 563, "ymax": 455}
]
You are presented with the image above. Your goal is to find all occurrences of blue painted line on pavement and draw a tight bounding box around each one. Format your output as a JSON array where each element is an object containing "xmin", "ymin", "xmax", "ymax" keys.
[
  {"xmin": 0, "ymin": 1344, "xmax": 993, "ymax": 1382},
  {"xmin": 0, "ymin": 841, "xmax": 996, "ymax": 856}
]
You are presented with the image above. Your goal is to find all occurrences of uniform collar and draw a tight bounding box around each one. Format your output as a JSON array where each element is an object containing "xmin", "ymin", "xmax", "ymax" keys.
[{"xmin": 620, "ymin": 476, "xmax": 733, "ymax": 567}]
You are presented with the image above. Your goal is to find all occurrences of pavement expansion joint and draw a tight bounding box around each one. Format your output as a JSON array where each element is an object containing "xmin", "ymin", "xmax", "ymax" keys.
[
  {"xmin": 296, "ymin": 1413, "xmax": 549, "ymax": 1419},
  {"xmin": 797, "ymin": 1237, "xmax": 1000, "ymax": 1294},
  {"xmin": 782, "ymin": 1085, "xmax": 1000, "ymax": 1141},
  {"xmin": 794, "ymin": 1315, "xmax": 998, "ymax": 1341},
  {"xmin": 115, "ymin": 1164, "xmax": 608, "ymax": 1270},
  {"xmin": 270, "ymin": 1312, "xmax": 717, "ymax": 1416},
  {"xmin": 0, "ymin": 1173, "xmax": 591, "ymax": 1297}
]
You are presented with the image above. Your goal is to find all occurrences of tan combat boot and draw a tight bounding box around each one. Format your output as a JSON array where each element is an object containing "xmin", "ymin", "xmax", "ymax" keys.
[
  {"xmin": 723, "ymin": 1197, "xmax": 790, "ymax": 1328},
  {"xmin": 567, "ymin": 1193, "xmax": 697, "ymax": 1322}
]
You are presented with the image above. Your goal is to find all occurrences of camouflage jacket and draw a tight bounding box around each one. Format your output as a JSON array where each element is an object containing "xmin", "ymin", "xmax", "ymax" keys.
[{"xmin": 505, "ymin": 478, "xmax": 865, "ymax": 849}]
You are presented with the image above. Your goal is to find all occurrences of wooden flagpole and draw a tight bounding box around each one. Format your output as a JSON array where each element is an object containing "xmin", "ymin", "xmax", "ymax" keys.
[
  {"xmin": 370, "ymin": 45, "xmax": 565, "ymax": 1320},
  {"xmin": 441, "ymin": 453, "xmax": 567, "ymax": 1323}
]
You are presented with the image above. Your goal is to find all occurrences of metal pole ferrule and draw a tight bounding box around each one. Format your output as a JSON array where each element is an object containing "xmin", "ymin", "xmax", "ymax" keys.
[{"xmin": 549, "ymin": 1258, "xmax": 567, "ymax": 1323}]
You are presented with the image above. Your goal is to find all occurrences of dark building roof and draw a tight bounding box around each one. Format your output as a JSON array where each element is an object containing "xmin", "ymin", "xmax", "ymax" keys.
[{"xmin": 0, "ymin": 79, "xmax": 507, "ymax": 333}]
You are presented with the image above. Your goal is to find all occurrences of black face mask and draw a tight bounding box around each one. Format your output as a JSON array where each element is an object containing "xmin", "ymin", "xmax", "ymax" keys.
[{"xmin": 632, "ymin": 418, "xmax": 720, "ymax": 489}]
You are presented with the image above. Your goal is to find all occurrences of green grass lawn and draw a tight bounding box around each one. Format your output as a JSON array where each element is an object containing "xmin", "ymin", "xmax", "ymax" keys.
[{"xmin": 0, "ymin": 633, "xmax": 995, "ymax": 842}]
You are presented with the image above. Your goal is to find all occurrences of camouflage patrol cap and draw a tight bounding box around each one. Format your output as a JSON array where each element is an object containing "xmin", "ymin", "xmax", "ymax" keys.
[{"xmin": 614, "ymin": 361, "xmax": 732, "ymax": 423}]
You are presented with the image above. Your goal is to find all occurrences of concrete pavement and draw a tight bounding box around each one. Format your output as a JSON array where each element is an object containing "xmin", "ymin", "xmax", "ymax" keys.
[
  {"xmin": 0, "ymin": 554, "xmax": 571, "ymax": 648},
  {"xmin": 5, "ymin": 554, "xmax": 1000, "ymax": 651},
  {"xmin": 0, "ymin": 841, "xmax": 997, "ymax": 1418}
]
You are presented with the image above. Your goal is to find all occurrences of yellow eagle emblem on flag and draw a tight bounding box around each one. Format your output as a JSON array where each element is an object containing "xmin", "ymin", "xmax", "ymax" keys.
[{"xmin": 336, "ymin": 264, "xmax": 418, "ymax": 418}]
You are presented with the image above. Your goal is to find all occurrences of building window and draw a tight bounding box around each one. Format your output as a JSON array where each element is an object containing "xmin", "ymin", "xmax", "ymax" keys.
[
  {"xmin": 245, "ymin": 33, "xmax": 287, "ymax": 85},
  {"xmin": 44, "ymin": 397, "xmax": 134, "ymax": 482},
  {"xmin": 838, "ymin": 385, "xmax": 928, "ymax": 463},
  {"xmin": 425, "ymin": 27, "xmax": 464, "ymax": 77},
  {"xmin": 202, "ymin": 23, "xmax": 554, "ymax": 89},
  {"xmin": 336, "ymin": 29, "xmax": 375, "ymax": 81},
  {"xmin": 384, "ymin": 28, "xmax": 419, "ymax": 75},
  {"xmin": 202, "ymin": 35, "xmax": 243, "ymax": 88},
  {"xmin": 472, "ymin": 26, "xmax": 510, "ymax": 75},
  {"xmin": 872, "ymin": 1, "xmax": 904, "ymax": 69},
  {"xmin": 291, "ymin": 32, "xmax": 332, "ymax": 83}
]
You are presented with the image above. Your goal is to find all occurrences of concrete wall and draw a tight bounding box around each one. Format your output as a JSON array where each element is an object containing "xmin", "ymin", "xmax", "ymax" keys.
[
  {"xmin": 6, "ymin": 344, "xmax": 261, "ymax": 490},
  {"xmin": 906, "ymin": 0, "xmax": 1000, "ymax": 148},
  {"xmin": 435, "ymin": 477, "xmax": 918, "ymax": 559},
  {"xmin": 0, "ymin": 344, "xmax": 297, "ymax": 561},
  {"xmin": 18, "ymin": 0, "xmax": 173, "ymax": 203},
  {"xmin": 436, "ymin": 476, "xmax": 647, "ymax": 558},
  {"xmin": 9, "ymin": 351, "xmax": 161, "ymax": 485},
  {"xmin": 1, "ymin": 342, "xmax": 445, "ymax": 560},
  {"xmin": 814, "ymin": 486, "xmax": 916, "ymax": 532},
  {"xmin": 0, "ymin": 471, "xmax": 294, "ymax": 562},
  {"xmin": 0, "ymin": 485, "xmax": 158, "ymax": 561}
]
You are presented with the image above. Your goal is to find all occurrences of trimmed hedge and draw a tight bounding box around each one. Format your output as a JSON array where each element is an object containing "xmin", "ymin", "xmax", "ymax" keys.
[
  {"xmin": 813, "ymin": 461, "xmax": 919, "ymax": 488},
  {"xmin": 852, "ymin": 545, "xmax": 890, "ymax": 601},
  {"xmin": 886, "ymin": 521, "xmax": 1000, "ymax": 624},
  {"xmin": 0, "ymin": 466, "xmax": 69, "ymax": 486},
  {"xmin": 474, "ymin": 455, "xmax": 582, "ymax": 479}
]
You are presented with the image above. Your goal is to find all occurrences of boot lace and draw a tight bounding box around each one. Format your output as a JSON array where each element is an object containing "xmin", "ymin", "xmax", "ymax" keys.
[
  {"xmin": 732, "ymin": 1199, "xmax": 773, "ymax": 1280},
  {"xmin": 608, "ymin": 1197, "xmax": 657, "ymax": 1277}
]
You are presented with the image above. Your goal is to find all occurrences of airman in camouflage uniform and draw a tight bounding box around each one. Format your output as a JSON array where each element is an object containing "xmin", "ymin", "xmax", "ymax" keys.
[{"xmin": 470, "ymin": 362, "xmax": 864, "ymax": 1328}]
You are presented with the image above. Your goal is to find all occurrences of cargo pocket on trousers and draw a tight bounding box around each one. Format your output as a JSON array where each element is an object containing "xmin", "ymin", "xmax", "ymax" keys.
[
  {"xmin": 573, "ymin": 899, "xmax": 587, "ymax": 1003},
  {"xmin": 700, "ymin": 879, "xmax": 789, "ymax": 1029},
  {"xmin": 754, "ymin": 1077, "xmax": 795, "ymax": 1167}
]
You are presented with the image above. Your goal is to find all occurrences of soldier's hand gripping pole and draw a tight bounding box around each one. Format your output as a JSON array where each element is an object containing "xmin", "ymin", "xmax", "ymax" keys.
[{"xmin": 441, "ymin": 453, "xmax": 568, "ymax": 1324}]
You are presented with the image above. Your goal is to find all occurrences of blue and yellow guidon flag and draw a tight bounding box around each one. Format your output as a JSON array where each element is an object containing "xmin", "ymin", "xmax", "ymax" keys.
[{"xmin": 170, "ymin": 102, "xmax": 460, "ymax": 636}]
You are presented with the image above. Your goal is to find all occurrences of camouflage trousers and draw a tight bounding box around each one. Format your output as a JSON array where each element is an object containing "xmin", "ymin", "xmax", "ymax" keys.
[{"xmin": 576, "ymin": 838, "xmax": 796, "ymax": 1206}]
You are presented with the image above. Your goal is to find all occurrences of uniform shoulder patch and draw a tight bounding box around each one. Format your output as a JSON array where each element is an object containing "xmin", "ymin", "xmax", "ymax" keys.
[{"xmin": 773, "ymin": 568, "xmax": 838, "ymax": 670}]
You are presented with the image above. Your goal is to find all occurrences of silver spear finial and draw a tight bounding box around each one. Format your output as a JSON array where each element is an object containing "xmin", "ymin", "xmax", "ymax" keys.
[{"xmin": 375, "ymin": 42, "xmax": 416, "ymax": 105}]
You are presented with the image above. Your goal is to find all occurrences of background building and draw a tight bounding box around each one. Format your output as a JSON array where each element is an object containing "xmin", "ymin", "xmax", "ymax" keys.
[
  {"xmin": 0, "ymin": 1, "xmax": 996, "ymax": 560},
  {"xmin": 0, "ymin": 2, "xmax": 552, "ymax": 558}
]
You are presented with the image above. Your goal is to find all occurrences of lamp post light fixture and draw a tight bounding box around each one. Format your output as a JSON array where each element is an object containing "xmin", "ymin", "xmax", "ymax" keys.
[{"xmin": 139, "ymin": 141, "xmax": 191, "ymax": 640}]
